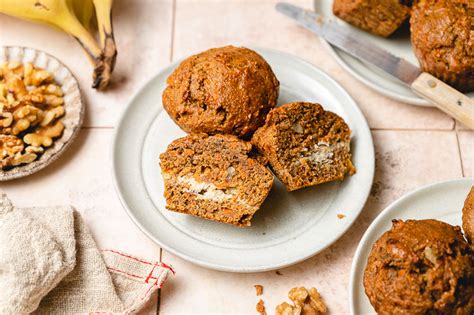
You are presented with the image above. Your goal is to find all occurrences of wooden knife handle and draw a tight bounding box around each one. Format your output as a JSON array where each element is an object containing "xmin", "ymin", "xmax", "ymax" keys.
[{"xmin": 411, "ymin": 72, "xmax": 474, "ymax": 129}]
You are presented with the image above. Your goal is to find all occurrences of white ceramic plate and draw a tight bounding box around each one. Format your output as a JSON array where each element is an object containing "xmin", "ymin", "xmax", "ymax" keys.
[
  {"xmin": 349, "ymin": 178, "xmax": 474, "ymax": 314},
  {"xmin": 112, "ymin": 48, "xmax": 374, "ymax": 272},
  {"xmin": 314, "ymin": 1, "xmax": 474, "ymax": 106}
]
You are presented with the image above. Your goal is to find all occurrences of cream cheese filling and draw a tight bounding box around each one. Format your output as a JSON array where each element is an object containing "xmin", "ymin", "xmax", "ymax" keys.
[
  {"xmin": 300, "ymin": 141, "xmax": 348, "ymax": 164},
  {"xmin": 163, "ymin": 173, "xmax": 255, "ymax": 210}
]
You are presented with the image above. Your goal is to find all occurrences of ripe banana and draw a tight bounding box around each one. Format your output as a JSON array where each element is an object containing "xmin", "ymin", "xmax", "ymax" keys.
[
  {"xmin": 73, "ymin": 0, "xmax": 94, "ymax": 31},
  {"xmin": 0, "ymin": 0, "xmax": 116, "ymax": 90}
]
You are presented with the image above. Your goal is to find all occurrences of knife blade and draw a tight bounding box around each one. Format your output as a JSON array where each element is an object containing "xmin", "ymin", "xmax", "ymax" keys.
[
  {"xmin": 276, "ymin": 2, "xmax": 474, "ymax": 129},
  {"xmin": 276, "ymin": 2, "xmax": 421, "ymax": 85}
]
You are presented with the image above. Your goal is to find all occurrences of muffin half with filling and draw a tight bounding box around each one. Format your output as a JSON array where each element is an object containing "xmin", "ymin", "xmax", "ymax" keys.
[
  {"xmin": 251, "ymin": 102, "xmax": 355, "ymax": 191},
  {"xmin": 159, "ymin": 133, "xmax": 273, "ymax": 227}
]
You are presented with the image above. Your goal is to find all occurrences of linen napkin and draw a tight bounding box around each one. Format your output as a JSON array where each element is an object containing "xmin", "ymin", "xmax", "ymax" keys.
[{"xmin": 0, "ymin": 192, "xmax": 173, "ymax": 314}]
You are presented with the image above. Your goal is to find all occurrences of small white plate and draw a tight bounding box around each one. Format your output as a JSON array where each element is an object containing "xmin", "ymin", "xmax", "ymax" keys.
[
  {"xmin": 112, "ymin": 48, "xmax": 374, "ymax": 272},
  {"xmin": 0, "ymin": 46, "xmax": 84, "ymax": 181},
  {"xmin": 315, "ymin": 1, "xmax": 474, "ymax": 106},
  {"xmin": 349, "ymin": 178, "xmax": 474, "ymax": 314}
]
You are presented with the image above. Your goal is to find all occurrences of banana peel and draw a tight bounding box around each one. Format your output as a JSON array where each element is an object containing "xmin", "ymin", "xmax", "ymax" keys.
[{"xmin": 0, "ymin": 0, "xmax": 117, "ymax": 90}]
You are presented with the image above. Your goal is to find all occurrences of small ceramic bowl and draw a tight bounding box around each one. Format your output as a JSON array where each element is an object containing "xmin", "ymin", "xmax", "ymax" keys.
[{"xmin": 0, "ymin": 46, "xmax": 84, "ymax": 181}]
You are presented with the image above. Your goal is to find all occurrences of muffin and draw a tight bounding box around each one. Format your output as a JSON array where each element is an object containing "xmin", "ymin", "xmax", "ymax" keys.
[
  {"xmin": 251, "ymin": 102, "xmax": 355, "ymax": 191},
  {"xmin": 462, "ymin": 186, "xmax": 474, "ymax": 245},
  {"xmin": 411, "ymin": 0, "xmax": 474, "ymax": 92},
  {"xmin": 364, "ymin": 219, "xmax": 474, "ymax": 315},
  {"xmin": 162, "ymin": 46, "xmax": 279, "ymax": 138},
  {"xmin": 333, "ymin": 0, "xmax": 412, "ymax": 37},
  {"xmin": 159, "ymin": 133, "xmax": 273, "ymax": 227}
]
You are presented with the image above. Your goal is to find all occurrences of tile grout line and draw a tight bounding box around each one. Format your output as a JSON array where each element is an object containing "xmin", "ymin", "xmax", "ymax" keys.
[{"xmin": 80, "ymin": 126, "xmax": 114, "ymax": 129}]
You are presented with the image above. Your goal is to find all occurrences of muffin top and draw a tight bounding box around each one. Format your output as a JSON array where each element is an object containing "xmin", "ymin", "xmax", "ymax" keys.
[
  {"xmin": 162, "ymin": 46, "xmax": 279, "ymax": 138},
  {"xmin": 364, "ymin": 219, "xmax": 474, "ymax": 315}
]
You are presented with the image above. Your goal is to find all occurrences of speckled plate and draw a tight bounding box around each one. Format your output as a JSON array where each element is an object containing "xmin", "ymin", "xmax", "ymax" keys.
[
  {"xmin": 112, "ymin": 47, "xmax": 374, "ymax": 272},
  {"xmin": 0, "ymin": 46, "xmax": 84, "ymax": 181},
  {"xmin": 314, "ymin": 1, "xmax": 474, "ymax": 106},
  {"xmin": 349, "ymin": 178, "xmax": 474, "ymax": 314}
]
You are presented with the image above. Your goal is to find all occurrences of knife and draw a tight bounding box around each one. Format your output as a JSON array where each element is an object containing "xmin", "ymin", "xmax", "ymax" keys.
[{"xmin": 276, "ymin": 2, "xmax": 474, "ymax": 129}]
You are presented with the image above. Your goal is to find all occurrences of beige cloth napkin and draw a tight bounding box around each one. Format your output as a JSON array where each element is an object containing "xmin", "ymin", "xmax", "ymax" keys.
[{"xmin": 0, "ymin": 192, "xmax": 173, "ymax": 314}]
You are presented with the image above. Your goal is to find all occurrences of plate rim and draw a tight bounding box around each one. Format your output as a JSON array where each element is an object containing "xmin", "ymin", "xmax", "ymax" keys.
[
  {"xmin": 348, "ymin": 177, "xmax": 474, "ymax": 314},
  {"xmin": 111, "ymin": 46, "xmax": 375, "ymax": 272},
  {"xmin": 0, "ymin": 45, "xmax": 85, "ymax": 181}
]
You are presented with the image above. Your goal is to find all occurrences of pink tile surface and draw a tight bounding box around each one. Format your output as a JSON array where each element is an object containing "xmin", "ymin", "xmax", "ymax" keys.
[
  {"xmin": 458, "ymin": 132, "xmax": 474, "ymax": 177},
  {"xmin": 160, "ymin": 130, "xmax": 462, "ymax": 314},
  {"xmin": 0, "ymin": 0, "xmax": 471, "ymax": 313},
  {"xmin": 172, "ymin": 0, "xmax": 454, "ymax": 130},
  {"xmin": 0, "ymin": 0, "xmax": 173, "ymax": 128}
]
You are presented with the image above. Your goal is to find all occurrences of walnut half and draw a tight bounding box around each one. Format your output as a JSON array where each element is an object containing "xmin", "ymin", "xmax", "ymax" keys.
[{"xmin": 275, "ymin": 287, "xmax": 327, "ymax": 315}]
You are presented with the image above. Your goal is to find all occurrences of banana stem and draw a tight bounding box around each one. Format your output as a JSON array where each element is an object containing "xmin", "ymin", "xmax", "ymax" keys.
[{"xmin": 93, "ymin": 0, "xmax": 117, "ymax": 89}]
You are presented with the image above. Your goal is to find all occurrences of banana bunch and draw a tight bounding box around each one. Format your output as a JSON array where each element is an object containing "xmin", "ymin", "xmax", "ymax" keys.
[{"xmin": 0, "ymin": 0, "xmax": 117, "ymax": 90}]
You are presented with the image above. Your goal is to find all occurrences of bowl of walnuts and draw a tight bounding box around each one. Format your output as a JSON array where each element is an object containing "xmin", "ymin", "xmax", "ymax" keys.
[{"xmin": 0, "ymin": 46, "xmax": 84, "ymax": 181}]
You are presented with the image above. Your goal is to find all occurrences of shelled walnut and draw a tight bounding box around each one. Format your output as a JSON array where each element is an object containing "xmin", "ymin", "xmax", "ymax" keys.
[
  {"xmin": 275, "ymin": 287, "xmax": 327, "ymax": 315},
  {"xmin": 0, "ymin": 62, "xmax": 65, "ymax": 169}
]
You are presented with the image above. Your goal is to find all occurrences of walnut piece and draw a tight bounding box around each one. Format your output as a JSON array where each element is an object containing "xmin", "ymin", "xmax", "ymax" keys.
[
  {"xmin": 256, "ymin": 299, "xmax": 266, "ymax": 315},
  {"xmin": 0, "ymin": 62, "xmax": 65, "ymax": 169},
  {"xmin": 0, "ymin": 135, "xmax": 24, "ymax": 168},
  {"xmin": 275, "ymin": 287, "xmax": 327, "ymax": 315},
  {"xmin": 24, "ymin": 121, "xmax": 64, "ymax": 147}
]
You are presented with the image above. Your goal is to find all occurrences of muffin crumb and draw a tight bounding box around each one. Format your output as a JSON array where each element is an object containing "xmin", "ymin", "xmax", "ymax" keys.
[{"xmin": 254, "ymin": 284, "xmax": 263, "ymax": 296}]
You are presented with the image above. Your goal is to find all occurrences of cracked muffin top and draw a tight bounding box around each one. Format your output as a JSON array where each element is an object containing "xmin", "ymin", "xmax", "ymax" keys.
[
  {"xmin": 364, "ymin": 219, "xmax": 474, "ymax": 315},
  {"xmin": 410, "ymin": 0, "xmax": 474, "ymax": 92},
  {"xmin": 162, "ymin": 46, "xmax": 279, "ymax": 138}
]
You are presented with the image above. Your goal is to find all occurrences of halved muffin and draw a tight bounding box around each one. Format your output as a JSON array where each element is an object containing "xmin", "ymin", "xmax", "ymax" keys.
[
  {"xmin": 251, "ymin": 102, "xmax": 355, "ymax": 191},
  {"xmin": 333, "ymin": 0, "xmax": 412, "ymax": 37},
  {"xmin": 159, "ymin": 133, "xmax": 273, "ymax": 227}
]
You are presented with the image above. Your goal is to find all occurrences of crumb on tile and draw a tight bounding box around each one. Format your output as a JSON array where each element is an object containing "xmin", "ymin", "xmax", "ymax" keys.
[
  {"xmin": 255, "ymin": 284, "xmax": 263, "ymax": 296},
  {"xmin": 337, "ymin": 213, "xmax": 346, "ymax": 219},
  {"xmin": 256, "ymin": 299, "xmax": 266, "ymax": 315}
]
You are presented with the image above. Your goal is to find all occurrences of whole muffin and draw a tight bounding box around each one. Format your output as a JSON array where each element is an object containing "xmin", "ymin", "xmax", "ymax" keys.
[
  {"xmin": 333, "ymin": 0, "xmax": 412, "ymax": 37},
  {"xmin": 411, "ymin": 0, "xmax": 474, "ymax": 92},
  {"xmin": 162, "ymin": 46, "xmax": 279, "ymax": 138},
  {"xmin": 364, "ymin": 219, "xmax": 474, "ymax": 315}
]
